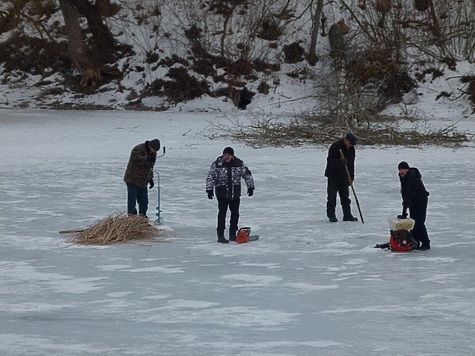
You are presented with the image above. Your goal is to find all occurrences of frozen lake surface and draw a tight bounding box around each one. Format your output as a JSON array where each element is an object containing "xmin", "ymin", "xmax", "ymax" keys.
[{"xmin": 0, "ymin": 110, "xmax": 474, "ymax": 355}]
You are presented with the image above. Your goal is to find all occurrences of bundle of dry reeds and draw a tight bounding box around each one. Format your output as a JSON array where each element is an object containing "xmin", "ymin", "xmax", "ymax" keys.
[{"xmin": 60, "ymin": 212, "xmax": 169, "ymax": 245}]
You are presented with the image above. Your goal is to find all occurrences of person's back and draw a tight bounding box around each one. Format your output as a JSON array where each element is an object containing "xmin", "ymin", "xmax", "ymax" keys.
[
  {"xmin": 400, "ymin": 167, "xmax": 429, "ymax": 208},
  {"xmin": 397, "ymin": 162, "xmax": 430, "ymax": 250},
  {"xmin": 124, "ymin": 139, "xmax": 160, "ymax": 217}
]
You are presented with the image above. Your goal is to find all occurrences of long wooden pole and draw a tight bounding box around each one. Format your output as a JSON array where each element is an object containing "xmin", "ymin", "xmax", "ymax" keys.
[{"xmin": 339, "ymin": 149, "xmax": 364, "ymax": 224}]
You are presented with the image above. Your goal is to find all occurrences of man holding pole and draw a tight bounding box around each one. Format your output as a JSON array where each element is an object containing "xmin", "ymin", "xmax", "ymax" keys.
[{"xmin": 324, "ymin": 133, "xmax": 360, "ymax": 223}]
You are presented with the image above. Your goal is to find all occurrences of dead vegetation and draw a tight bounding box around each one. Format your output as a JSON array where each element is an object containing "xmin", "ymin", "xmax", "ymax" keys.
[
  {"xmin": 0, "ymin": 35, "xmax": 69, "ymax": 76},
  {"xmin": 203, "ymin": 113, "xmax": 471, "ymax": 147},
  {"xmin": 461, "ymin": 75, "xmax": 475, "ymax": 110},
  {"xmin": 59, "ymin": 212, "xmax": 171, "ymax": 245}
]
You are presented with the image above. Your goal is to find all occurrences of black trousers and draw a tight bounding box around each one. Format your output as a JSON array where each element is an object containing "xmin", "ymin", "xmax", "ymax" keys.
[
  {"xmin": 326, "ymin": 178, "xmax": 352, "ymax": 218},
  {"xmin": 126, "ymin": 183, "xmax": 149, "ymax": 216},
  {"xmin": 217, "ymin": 198, "xmax": 240, "ymax": 234},
  {"xmin": 410, "ymin": 202, "xmax": 429, "ymax": 244}
]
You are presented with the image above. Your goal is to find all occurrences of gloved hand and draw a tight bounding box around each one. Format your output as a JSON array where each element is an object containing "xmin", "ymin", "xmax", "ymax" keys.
[
  {"xmin": 248, "ymin": 188, "xmax": 254, "ymax": 197},
  {"xmin": 149, "ymin": 179, "xmax": 154, "ymax": 189},
  {"xmin": 397, "ymin": 213, "xmax": 408, "ymax": 219},
  {"xmin": 207, "ymin": 190, "xmax": 214, "ymax": 199},
  {"xmin": 340, "ymin": 157, "xmax": 348, "ymax": 166}
]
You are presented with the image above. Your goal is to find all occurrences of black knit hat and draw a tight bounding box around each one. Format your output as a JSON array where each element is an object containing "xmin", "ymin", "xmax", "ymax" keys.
[
  {"xmin": 398, "ymin": 161, "xmax": 410, "ymax": 170},
  {"xmin": 346, "ymin": 133, "xmax": 357, "ymax": 146},
  {"xmin": 223, "ymin": 146, "xmax": 234, "ymax": 155},
  {"xmin": 148, "ymin": 139, "xmax": 160, "ymax": 150}
]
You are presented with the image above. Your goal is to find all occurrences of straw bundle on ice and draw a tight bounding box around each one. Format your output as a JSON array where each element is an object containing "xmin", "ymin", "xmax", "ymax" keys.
[{"xmin": 60, "ymin": 213, "xmax": 169, "ymax": 245}]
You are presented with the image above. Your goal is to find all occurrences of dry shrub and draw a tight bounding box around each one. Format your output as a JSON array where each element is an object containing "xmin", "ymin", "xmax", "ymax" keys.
[
  {"xmin": 347, "ymin": 48, "xmax": 416, "ymax": 102},
  {"xmin": 143, "ymin": 67, "xmax": 209, "ymax": 103},
  {"xmin": 257, "ymin": 80, "xmax": 270, "ymax": 94},
  {"xmin": 414, "ymin": 67, "xmax": 444, "ymax": 82},
  {"xmin": 461, "ymin": 75, "xmax": 475, "ymax": 107},
  {"xmin": 96, "ymin": 0, "xmax": 122, "ymax": 17},
  {"xmin": 0, "ymin": 35, "xmax": 69, "ymax": 75},
  {"xmin": 226, "ymin": 58, "xmax": 254, "ymax": 77},
  {"xmin": 258, "ymin": 17, "xmax": 283, "ymax": 41},
  {"xmin": 203, "ymin": 114, "xmax": 470, "ymax": 148},
  {"xmin": 414, "ymin": 0, "xmax": 430, "ymax": 12},
  {"xmin": 60, "ymin": 213, "xmax": 170, "ymax": 245},
  {"xmin": 164, "ymin": 67, "xmax": 209, "ymax": 102},
  {"xmin": 283, "ymin": 42, "xmax": 305, "ymax": 63},
  {"xmin": 193, "ymin": 58, "xmax": 217, "ymax": 77},
  {"xmin": 376, "ymin": 0, "xmax": 391, "ymax": 13},
  {"xmin": 252, "ymin": 59, "xmax": 280, "ymax": 73}
]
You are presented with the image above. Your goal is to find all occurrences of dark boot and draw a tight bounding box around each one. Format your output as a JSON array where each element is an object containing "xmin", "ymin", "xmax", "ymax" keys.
[
  {"xmin": 128, "ymin": 208, "xmax": 137, "ymax": 216},
  {"xmin": 229, "ymin": 229, "xmax": 237, "ymax": 241},
  {"xmin": 217, "ymin": 229, "xmax": 229, "ymax": 244},
  {"xmin": 328, "ymin": 216, "xmax": 338, "ymax": 222},
  {"xmin": 416, "ymin": 241, "xmax": 430, "ymax": 250},
  {"xmin": 342, "ymin": 204, "xmax": 357, "ymax": 221}
]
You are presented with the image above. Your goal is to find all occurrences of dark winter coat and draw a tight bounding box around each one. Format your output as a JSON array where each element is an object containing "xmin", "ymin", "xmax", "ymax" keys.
[
  {"xmin": 399, "ymin": 167, "xmax": 429, "ymax": 212},
  {"xmin": 123, "ymin": 141, "xmax": 157, "ymax": 188},
  {"xmin": 206, "ymin": 156, "xmax": 255, "ymax": 201},
  {"xmin": 324, "ymin": 139, "xmax": 355, "ymax": 182}
]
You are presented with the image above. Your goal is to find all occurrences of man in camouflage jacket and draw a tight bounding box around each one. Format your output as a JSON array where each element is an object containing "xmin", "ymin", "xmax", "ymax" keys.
[
  {"xmin": 124, "ymin": 139, "xmax": 160, "ymax": 218},
  {"xmin": 206, "ymin": 147, "xmax": 255, "ymax": 243}
]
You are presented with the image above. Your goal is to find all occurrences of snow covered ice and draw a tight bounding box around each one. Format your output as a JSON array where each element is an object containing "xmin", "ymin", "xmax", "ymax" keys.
[{"xmin": 1, "ymin": 109, "xmax": 475, "ymax": 355}]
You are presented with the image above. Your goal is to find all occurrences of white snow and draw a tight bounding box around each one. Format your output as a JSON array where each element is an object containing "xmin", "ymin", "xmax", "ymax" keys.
[{"xmin": 0, "ymin": 109, "xmax": 474, "ymax": 355}]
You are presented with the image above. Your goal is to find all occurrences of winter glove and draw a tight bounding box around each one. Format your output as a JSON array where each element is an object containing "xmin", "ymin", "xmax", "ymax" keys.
[
  {"xmin": 207, "ymin": 190, "xmax": 214, "ymax": 200},
  {"xmin": 247, "ymin": 188, "xmax": 254, "ymax": 197},
  {"xmin": 149, "ymin": 179, "xmax": 154, "ymax": 189},
  {"xmin": 397, "ymin": 213, "xmax": 408, "ymax": 219}
]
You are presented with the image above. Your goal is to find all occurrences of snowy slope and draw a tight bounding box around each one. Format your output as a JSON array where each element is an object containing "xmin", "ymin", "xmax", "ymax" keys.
[
  {"xmin": 0, "ymin": 109, "xmax": 474, "ymax": 355},
  {"xmin": 1, "ymin": 0, "xmax": 474, "ymax": 124}
]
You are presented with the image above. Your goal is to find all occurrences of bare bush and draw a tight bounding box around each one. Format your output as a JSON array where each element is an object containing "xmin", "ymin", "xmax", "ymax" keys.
[{"xmin": 202, "ymin": 112, "xmax": 471, "ymax": 147}]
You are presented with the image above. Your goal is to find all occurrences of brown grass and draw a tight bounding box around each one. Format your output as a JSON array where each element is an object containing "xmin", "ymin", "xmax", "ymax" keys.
[{"xmin": 60, "ymin": 212, "xmax": 170, "ymax": 245}]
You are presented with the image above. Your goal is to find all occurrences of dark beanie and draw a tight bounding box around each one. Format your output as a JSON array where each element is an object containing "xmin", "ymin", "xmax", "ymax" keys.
[
  {"xmin": 223, "ymin": 146, "xmax": 234, "ymax": 155},
  {"xmin": 149, "ymin": 139, "xmax": 160, "ymax": 150},
  {"xmin": 346, "ymin": 133, "xmax": 357, "ymax": 146},
  {"xmin": 398, "ymin": 161, "xmax": 410, "ymax": 169}
]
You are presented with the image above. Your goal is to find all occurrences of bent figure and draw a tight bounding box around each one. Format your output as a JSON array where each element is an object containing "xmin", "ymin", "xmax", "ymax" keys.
[
  {"xmin": 397, "ymin": 161, "xmax": 430, "ymax": 250},
  {"xmin": 123, "ymin": 139, "xmax": 160, "ymax": 218}
]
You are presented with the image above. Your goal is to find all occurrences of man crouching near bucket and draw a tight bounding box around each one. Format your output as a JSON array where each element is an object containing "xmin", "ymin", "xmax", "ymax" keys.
[
  {"xmin": 375, "ymin": 161, "xmax": 430, "ymax": 251},
  {"xmin": 397, "ymin": 161, "xmax": 430, "ymax": 250}
]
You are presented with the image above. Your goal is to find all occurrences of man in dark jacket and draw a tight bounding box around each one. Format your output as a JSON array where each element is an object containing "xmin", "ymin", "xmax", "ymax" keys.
[
  {"xmin": 206, "ymin": 147, "xmax": 255, "ymax": 243},
  {"xmin": 397, "ymin": 161, "xmax": 430, "ymax": 250},
  {"xmin": 124, "ymin": 139, "xmax": 160, "ymax": 218},
  {"xmin": 324, "ymin": 133, "xmax": 358, "ymax": 222}
]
